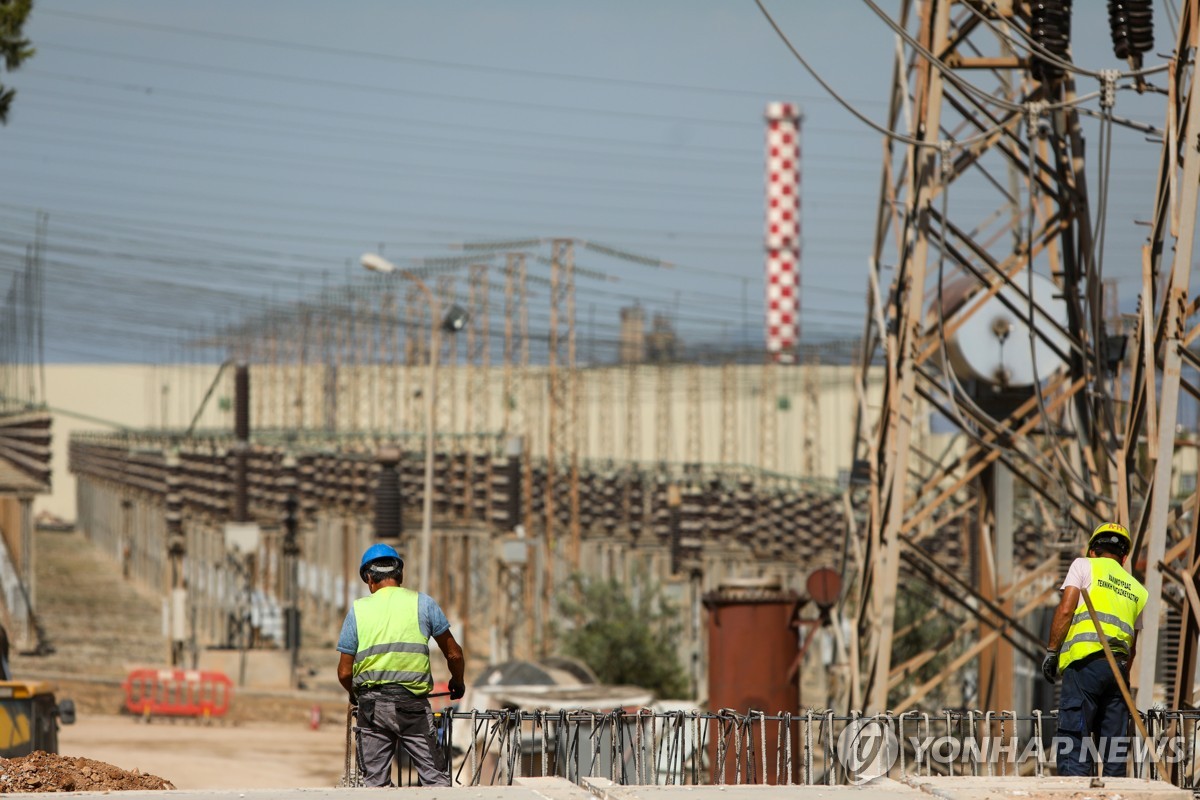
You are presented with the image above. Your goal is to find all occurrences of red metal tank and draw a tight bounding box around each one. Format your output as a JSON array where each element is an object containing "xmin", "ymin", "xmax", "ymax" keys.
[{"xmin": 704, "ymin": 578, "xmax": 800, "ymax": 784}]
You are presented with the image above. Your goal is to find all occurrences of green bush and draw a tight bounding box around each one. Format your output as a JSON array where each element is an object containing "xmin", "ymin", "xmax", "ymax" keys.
[{"xmin": 555, "ymin": 573, "xmax": 690, "ymax": 699}]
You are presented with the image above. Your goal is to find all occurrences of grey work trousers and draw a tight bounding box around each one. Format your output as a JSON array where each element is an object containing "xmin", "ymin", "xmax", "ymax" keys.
[{"xmin": 355, "ymin": 693, "xmax": 450, "ymax": 787}]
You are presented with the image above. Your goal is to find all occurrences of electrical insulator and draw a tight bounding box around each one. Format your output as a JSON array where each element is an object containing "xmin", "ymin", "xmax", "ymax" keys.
[
  {"xmin": 434, "ymin": 451, "xmax": 451, "ymax": 514},
  {"xmin": 234, "ymin": 364, "xmax": 250, "ymax": 441},
  {"xmin": 580, "ymin": 473, "xmax": 596, "ymax": 530},
  {"xmin": 1108, "ymin": 0, "xmax": 1153, "ymax": 63},
  {"xmin": 1030, "ymin": 0, "xmax": 1073, "ymax": 81},
  {"xmin": 374, "ymin": 452, "xmax": 402, "ymax": 540},
  {"xmin": 600, "ymin": 477, "xmax": 615, "ymax": 534},
  {"xmin": 489, "ymin": 455, "xmax": 521, "ymax": 531},
  {"xmin": 283, "ymin": 493, "xmax": 297, "ymax": 529},
  {"xmin": 558, "ymin": 480, "xmax": 572, "ymax": 526}
]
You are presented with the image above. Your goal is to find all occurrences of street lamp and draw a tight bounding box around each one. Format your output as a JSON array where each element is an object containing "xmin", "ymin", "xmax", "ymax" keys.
[{"xmin": 361, "ymin": 253, "xmax": 465, "ymax": 592}]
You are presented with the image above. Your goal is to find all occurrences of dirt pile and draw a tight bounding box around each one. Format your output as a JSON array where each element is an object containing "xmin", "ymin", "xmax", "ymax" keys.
[{"xmin": 0, "ymin": 752, "xmax": 174, "ymax": 792}]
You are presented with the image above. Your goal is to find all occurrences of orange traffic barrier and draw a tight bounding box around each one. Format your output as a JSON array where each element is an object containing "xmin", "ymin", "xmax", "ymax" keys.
[{"xmin": 123, "ymin": 668, "xmax": 233, "ymax": 719}]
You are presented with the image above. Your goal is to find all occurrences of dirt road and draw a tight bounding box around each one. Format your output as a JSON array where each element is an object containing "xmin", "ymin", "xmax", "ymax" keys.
[
  {"xmin": 9, "ymin": 527, "xmax": 371, "ymax": 790},
  {"xmin": 57, "ymin": 714, "xmax": 348, "ymax": 790}
]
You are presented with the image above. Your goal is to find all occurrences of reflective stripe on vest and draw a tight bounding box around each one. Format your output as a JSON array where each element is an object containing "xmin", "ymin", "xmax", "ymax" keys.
[
  {"xmin": 1058, "ymin": 557, "xmax": 1147, "ymax": 672},
  {"xmin": 351, "ymin": 586, "xmax": 433, "ymax": 695},
  {"xmin": 1069, "ymin": 609, "xmax": 1135, "ymax": 639}
]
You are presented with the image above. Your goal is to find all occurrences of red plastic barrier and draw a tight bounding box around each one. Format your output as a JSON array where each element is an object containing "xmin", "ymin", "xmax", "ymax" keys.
[{"xmin": 123, "ymin": 669, "xmax": 233, "ymax": 719}]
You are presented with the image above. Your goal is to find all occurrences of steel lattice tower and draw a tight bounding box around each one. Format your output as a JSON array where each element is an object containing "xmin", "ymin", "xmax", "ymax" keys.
[{"xmin": 846, "ymin": 0, "xmax": 1200, "ymax": 713}]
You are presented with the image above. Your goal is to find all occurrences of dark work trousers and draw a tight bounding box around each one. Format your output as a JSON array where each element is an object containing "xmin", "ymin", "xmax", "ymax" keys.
[
  {"xmin": 355, "ymin": 690, "xmax": 449, "ymax": 787},
  {"xmin": 1056, "ymin": 655, "xmax": 1130, "ymax": 777}
]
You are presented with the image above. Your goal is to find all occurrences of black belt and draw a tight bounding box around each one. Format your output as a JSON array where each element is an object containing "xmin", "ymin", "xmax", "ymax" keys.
[
  {"xmin": 357, "ymin": 684, "xmax": 421, "ymax": 698},
  {"xmin": 1067, "ymin": 649, "xmax": 1127, "ymax": 671}
]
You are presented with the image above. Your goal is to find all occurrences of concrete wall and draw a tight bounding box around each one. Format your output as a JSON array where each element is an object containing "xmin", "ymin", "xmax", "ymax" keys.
[
  {"xmin": 41, "ymin": 361, "xmax": 1198, "ymax": 524},
  {"xmin": 38, "ymin": 364, "xmax": 235, "ymax": 521},
  {"xmin": 39, "ymin": 362, "xmax": 882, "ymax": 521}
]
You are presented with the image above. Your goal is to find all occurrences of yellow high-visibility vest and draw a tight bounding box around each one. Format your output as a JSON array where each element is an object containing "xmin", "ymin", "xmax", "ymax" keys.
[
  {"xmin": 1058, "ymin": 557, "xmax": 1147, "ymax": 672},
  {"xmin": 351, "ymin": 586, "xmax": 433, "ymax": 695}
]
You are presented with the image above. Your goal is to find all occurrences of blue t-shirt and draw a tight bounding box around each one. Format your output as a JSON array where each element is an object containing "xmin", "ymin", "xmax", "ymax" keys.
[{"xmin": 336, "ymin": 590, "xmax": 451, "ymax": 655}]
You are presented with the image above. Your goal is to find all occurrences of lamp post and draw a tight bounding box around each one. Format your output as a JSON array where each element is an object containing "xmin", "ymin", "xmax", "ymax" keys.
[{"xmin": 361, "ymin": 253, "xmax": 466, "ymax": 591}]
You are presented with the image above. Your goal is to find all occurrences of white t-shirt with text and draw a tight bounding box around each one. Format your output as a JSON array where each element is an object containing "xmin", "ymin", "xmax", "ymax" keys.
[{"xmin": 1060, "ymin": 557, "xmax": 1143, "ymax": 630}]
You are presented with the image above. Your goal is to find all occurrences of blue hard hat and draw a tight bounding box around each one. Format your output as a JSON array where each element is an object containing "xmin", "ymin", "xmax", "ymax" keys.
[{"xmin": 359, "ymin": 543, "xmax": 403, "ymax": 583}]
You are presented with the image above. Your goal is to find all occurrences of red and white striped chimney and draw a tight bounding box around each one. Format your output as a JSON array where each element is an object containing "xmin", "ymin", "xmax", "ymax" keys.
[{"xmin": 764, "ymin": 102, "xmax": 802, "ymax": 363}]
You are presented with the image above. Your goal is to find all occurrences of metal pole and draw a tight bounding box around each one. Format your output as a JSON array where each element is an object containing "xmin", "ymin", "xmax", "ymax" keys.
[
  {"xmin": 367, "ymin": 259, "xmax": 439, "ymax": 591},
  {"xmin": 423, "ymin": 306, "xmax": 439, "ymax": 592},
  {"xmin": 1081, "ymin": 588, "xmax": 1166, "ymax": 777},
  {"xmin": 1136, "ymin": 0, "xmax": 1200, "ymax": 707},
  {"xmin": 388, "ymin": 275, "xmax": 440, "ymax": 592}
]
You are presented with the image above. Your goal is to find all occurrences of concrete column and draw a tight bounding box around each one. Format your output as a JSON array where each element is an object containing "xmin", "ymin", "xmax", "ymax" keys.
[{"xmin": 18, "ymin": 496, "xmax": 33, "ymax": 650}]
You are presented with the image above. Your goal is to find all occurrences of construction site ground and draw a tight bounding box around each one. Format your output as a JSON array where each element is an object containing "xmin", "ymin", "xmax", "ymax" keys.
[
  {"xmin": 9, "ymin": 526, "xmax": 354, "ymax": 789},
  {"xmin": 5, "ymin": 527, "xmax": 1192, "ymax": 798}
]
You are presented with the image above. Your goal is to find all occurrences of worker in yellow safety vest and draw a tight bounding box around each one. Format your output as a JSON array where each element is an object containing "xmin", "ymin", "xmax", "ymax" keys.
[
  {"xmin": 1042, "ymin": 522, "xmax": 1147, "ymax": 778},
  {"xmin": 336, "ymin": 543, "xmax": 466, "ymax": 787}
]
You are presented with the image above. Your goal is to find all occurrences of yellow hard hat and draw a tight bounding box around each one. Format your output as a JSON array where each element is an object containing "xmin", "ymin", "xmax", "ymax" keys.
[{"xmin": 1088, "ymin": 522, "xmax": 1131, "ymax": 555}]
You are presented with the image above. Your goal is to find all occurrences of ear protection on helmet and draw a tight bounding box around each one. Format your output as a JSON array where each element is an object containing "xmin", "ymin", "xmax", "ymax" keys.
[{"xmin": 359, "ymin": 543, "xmax": 404, "ymax": 583}]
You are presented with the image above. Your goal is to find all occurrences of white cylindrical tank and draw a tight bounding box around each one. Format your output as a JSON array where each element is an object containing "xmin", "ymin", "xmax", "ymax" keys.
[{"xmin": 943, "ymin": 271, "xmax": 1070, "ymax": 388}]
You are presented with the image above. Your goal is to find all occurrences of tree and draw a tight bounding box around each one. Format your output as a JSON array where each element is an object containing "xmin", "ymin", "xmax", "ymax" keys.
[
  {"xmin": 0, "ymin": 0, "xmax": 34, "ymax": 125},
  {"xmin": 555, "ymin": 574, "xmax": 690, "ymax": 699},
  {"xmin": 888, "ymin": 578, "xmax": 962, "ymax": 709}
]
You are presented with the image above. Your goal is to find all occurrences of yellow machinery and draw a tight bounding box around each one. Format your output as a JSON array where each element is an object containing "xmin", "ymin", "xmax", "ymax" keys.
[{"xmin": 0, "ymin": 681, "xmax": 75, "ymax": 757}]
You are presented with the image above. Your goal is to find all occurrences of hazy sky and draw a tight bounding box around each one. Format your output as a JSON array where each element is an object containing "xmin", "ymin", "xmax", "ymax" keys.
[{"xmin": 0, "ymin": 1, "xmax": 1172, "ymax": 362}]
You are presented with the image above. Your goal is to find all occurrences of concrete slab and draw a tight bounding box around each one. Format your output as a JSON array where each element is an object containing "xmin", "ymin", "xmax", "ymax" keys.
[
  {"xmin": 17, "ymin": 785, "xmax": 594, "ymax": 800},
  {"xmin": 0, "ymin": 787, "xmax": 915, "ymax": 800},
  {"xmin": 579, "ymin": 776, "xmax": 926, "ymax": 800},
  {"xmin": 7, "ymin": 777, "xmax": 1186, "ymax": 800},
  {"xmin": 514, "ymin": 776, "xmax": 598, "ymax": 800},
  {"xmin": 902, "ymin": 775, "xmax": 1190, "ymax": 800}
]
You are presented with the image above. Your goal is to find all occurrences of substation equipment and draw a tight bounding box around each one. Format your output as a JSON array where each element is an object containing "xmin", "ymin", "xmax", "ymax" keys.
[{"xmin": 36, "ymin": 0, "xmax": 1200, "ymax": 721}]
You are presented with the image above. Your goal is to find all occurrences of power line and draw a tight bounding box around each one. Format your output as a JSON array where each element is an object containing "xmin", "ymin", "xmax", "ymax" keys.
[
  {"xmin": 35, "ymin": 7, "xmax": 887, "ymax": 107},
  {"xmin": 28, "ymin": 42, "xmax": 764, "ymax": 130}
]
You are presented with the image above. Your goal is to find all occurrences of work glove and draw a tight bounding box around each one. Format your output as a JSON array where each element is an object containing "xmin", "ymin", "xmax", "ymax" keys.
[
  {"xmin": 1041, "ymin": 650, "xmax": 1059, "ymax": 684},
  {"xmin": 448, "ymin": 678, "xmax": 466, "ymax": 701}
]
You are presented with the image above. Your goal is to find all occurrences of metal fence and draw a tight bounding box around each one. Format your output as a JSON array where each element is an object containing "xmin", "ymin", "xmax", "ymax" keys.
[{"xmin": 338, "ymin": 707, "xmax": 1200, "ymax": 789}]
